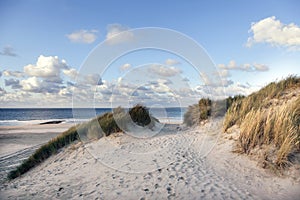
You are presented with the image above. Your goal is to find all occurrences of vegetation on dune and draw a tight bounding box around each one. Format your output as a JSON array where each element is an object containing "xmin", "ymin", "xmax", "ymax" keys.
[
  {"xmin": 184, "ymin": 96, "xmax": 244, "ymax": 127},
  {"xmin": 223, "ymin": 75, "xmax": 300, "ymax": 169},
  {"xmin": 225, "ymin": 95, "xmax": 245, "ymax": 110},
  {"xmin": 223, "ymin": 75, "xmax": 300, "ymax": 131},
  {"xmin": 8, "ymin": 104, "xmax": 158, "ymax": 180},
  {"xmin": 8, "ymin": 126, "xmax": 79, "ymax": 180},
  {"xmin": 129, "ymin": 104, "xmax": 158, "ymax": 128}
]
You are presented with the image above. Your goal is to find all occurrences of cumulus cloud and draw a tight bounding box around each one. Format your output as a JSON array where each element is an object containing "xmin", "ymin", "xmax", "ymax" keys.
[
  {"xmin": 0, "ymin": 45, "xmax": 17, "ymax": 57},
  {"xmin": 223, "ymin": 82, "xmax": 257, "ymax": 97},
  {"xmin": 2, "ymin": 70, "xmax": 24, "ymax": 77},
  {"xmin": 4, "ymin": 78, "xmax": 22, "ymax": 89},
  {"xmin": 69, "ymin": 72, "xmax": 102, "ymax": 86},
  {"xmin": 195, "ymin": 81, "xmax": 256, "ymax": 100},
  {"xmin": 148, "ymin": 64, "xmax": 182, "ymax": 77},
  {"xmin": 83, "ymin": 74, "xmax": 103, "ymax": 85},
  {"xmin": 63, "ymin": 68, "xmax": 102, "ymax": 85},
  {"xmin": 218, "ymin": 60, "xmax": 269, "ymax": 72},
  {"xmin": 63, "ymin": 68, "xmax": 79, "ymax": 80},
  {"xmin": 199, "ymin": 71, "xmax": 233, "ymax": 88},
  {"xmin": 20, "ymin": 77, "xmax": 41, "ymax": 91},
  {"xmin": 20, "ymin": 76, "xmax": 62, "ymax": 93},
  {"xmin": 106, "ymin": 24, "xmax": 134, "ymax": 45},
  {"xmin": 246, "ymin": 16, "xmax": 300, "ymax": 50},
  {"xmin": 66, "ymin": 29, "xmax": 98, "ymax": 44},
  {"xmin": 120, "ymin": 63, "xmax": 131, "ymax": 71},
  {"xmin": 165, "ymin": 58, "xmax": 181, "ymax": 66},
  {"xmin": 24, "ymin": 55, "xmax": 68, "ymax": 78}
]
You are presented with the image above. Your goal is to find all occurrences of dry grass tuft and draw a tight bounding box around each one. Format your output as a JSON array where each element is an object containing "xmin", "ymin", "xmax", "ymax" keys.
[
  {"xmin": 223, "ymin": 75, "xmax": 300, "ymax": 132},
  {"xmin": 224, "ymin": 75, "xmax": 300, "ymax": 169}
]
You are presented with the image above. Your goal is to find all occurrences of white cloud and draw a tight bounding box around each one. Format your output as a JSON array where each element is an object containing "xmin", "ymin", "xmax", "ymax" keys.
[
  {"xmin": 66, "ymin": 29, "xmax": 98, "ymax": 44},
  {"xmin": 218, "ymin": 60, "xmax": 269, "ymax": 72},
  {"xmin": 120, "ymin": 63, "xmax": 131, "ymax": 71},
  {"xmin": 0, "ymin": 91, "xmax": 30, "ymax": 106},
  {"xmin": 165, "ymin": 58, "xmax": 180, "ymax": 66},
  {"xmin": 63, "ymin": 68, "xmax": 79, "ymax": 79},
  {"xmin": 63, "ymin": 68, "xmax": 102, "ymax": 85},
  {"xmin": 253, "ymin": 63, "xmax": 269, "ymax": 71},
  {"xmin": 20, "ymin": 76, "xmax": 63, "ymax": 93},
  {"xmin": 148, "ymin": 64, "xmax": 182, "ymax": 77},
  {"xmin": 246, "ymin": 16, "xmax": 300, "ymax": 50},
  {"xmin": 83, "ymin": 74, "xmax": 103, "ymax": 85},
  {"xmin": 106, "ymin": 24, "xmax": 134, "ymax": 45},
  {"xmin": 20, "ymin": 77, "xmax": 41, "ymax": 91},
  {"xmin": 2, "ymin": 70, "xmax": 24, "ymax": 77},
  {"xmin": 194, "ymin": 81, "xmax": 257, "ymax": 100},
  {"xmin": 24, "ymin": 55, "xmax": 68, "ymax": 78},
  {"xmin": 224, "ymin": 83, "xmax": 258, "ymax": 97},
  {"xmin": 58, "ymin": 87, "xmax": 73, "ymax": 97}
]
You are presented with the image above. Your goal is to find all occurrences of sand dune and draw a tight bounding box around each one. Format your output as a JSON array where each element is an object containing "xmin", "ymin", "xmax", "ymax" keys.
[{"xmin": 1, "ymin": 119, "xmax": 299, "ymax": 199}]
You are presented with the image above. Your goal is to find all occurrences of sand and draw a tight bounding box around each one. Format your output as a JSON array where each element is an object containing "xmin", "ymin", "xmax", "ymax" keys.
[
  {"xmin": 0, "ymin": 123, "xmax": 74, "ymax": 184},
  {"xmin": 0, "ymin": 118, "xmax": 299, "ymax": 199}
]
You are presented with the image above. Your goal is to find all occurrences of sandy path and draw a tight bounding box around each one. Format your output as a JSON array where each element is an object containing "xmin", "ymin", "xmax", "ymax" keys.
[{"xmin": 1, "ymin": 119, "xmax": 299, "ymax": 199}]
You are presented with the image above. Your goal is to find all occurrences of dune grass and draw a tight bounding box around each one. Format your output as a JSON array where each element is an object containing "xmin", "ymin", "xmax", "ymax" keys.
[
  {"xmin": 223, "ymin": 75, "xmax": 300, "ymax": 131},
  {"xmin": 224, "ymin": 75, "xmax": 300, "ymax": 169},
  {"xmin": 7, "ymin": 126, "xmax": 79, "ymax": 180},
  {"xmin": 184, "ymin": 96, "xmax": 244, "ymax": 127},
  {"xmin": 8, "ymin": 104, "xmax": 157, "ymax": 180}
]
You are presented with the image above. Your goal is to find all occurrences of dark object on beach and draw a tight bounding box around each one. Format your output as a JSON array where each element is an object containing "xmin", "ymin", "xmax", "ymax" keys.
[{"xmin": 40, "ymin": 120, "xmax": 64, "ymax": 125}]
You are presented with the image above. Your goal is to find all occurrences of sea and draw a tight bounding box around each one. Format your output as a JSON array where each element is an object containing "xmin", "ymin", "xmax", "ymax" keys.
[{"xmin": 0, "ymin": 107, "xmax": 186, "ymax": 126}]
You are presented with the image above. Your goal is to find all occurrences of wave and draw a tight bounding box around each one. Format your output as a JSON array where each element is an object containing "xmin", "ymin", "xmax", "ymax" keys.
[
  {"xmin": 0, "ymin": 118, "xmax": 90, "ymax": 126},
  {"xmin": 0, "ymin": 116, "xmax": 183, "ymax": 127}
]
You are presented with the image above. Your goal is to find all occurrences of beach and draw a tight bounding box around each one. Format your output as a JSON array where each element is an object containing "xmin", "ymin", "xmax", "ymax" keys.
[
  {"xmin": 0, "ymin": 123, "xmax": 74, "ymax": 184},
  {"xmin": 0, "ymin": 118, "xmax": 299, "ymax": 199}
]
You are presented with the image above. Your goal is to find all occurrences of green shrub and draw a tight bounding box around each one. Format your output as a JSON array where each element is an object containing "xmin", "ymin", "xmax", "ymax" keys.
[
  {"xmin": 198, "ymin": 98, "xmax": 212, "ymax": 119},
  {"xmin": 184, "ymin": 98, "xmax": 213, "ymax": 126},
  {"xmin": 129, "ymin": 104, "xmax": 152, "ymax": 126},
  {"xmin": 97, "ymin": 112, "xmax": 121, "ymax": 136}
]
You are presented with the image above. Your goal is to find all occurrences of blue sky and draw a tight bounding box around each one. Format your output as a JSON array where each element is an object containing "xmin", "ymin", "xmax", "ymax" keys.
[{"xmin": 0, "ymin": 0, "xmax": 300, "ymax": 107}]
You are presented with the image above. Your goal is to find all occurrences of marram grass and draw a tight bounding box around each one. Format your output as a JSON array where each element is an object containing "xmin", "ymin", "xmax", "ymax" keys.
[{"xmin": 224, "ymin": 75, "xmax": 300, "ymax": 169}]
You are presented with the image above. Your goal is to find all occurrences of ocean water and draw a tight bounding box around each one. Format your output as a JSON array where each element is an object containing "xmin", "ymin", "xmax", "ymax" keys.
[{"xmin": 0, "ymin": 107, "xmax": 186, "ymax": 126}]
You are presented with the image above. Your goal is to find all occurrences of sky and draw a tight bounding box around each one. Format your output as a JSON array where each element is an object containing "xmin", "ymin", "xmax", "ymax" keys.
[{"xmin": 0, "ymin": 0, "xmax": 300, "ymax": 108}]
